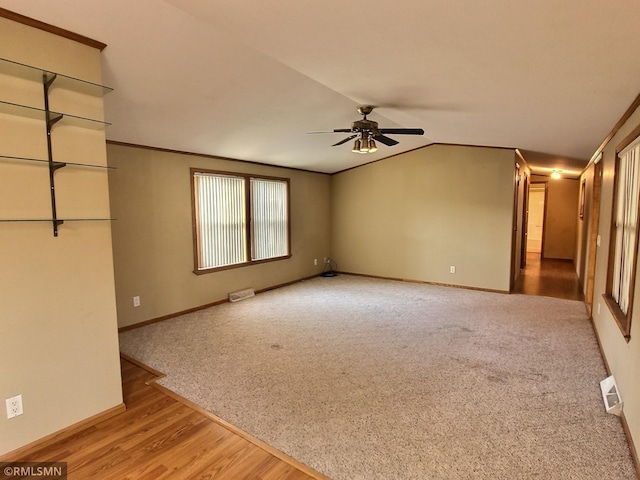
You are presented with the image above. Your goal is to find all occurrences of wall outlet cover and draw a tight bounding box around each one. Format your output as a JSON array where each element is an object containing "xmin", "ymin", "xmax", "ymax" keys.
[{"xmin": 6, "ymin": 394, "xmax": 23, "ymax": 419}]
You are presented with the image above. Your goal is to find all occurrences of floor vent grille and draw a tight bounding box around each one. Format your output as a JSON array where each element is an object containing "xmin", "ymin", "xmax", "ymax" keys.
[
  {"xmin": 600, "ymin": 375, "xmax": 623, "ymax": 416},
  {"xmin": 229, "ymin": 288, "xmax": 255, "ymax": 303}
]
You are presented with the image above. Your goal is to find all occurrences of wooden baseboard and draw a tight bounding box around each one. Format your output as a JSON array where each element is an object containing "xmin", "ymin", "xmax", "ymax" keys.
[
  {"xmin": 118, "ymin": 273, "xmax": 321, "ymax": 333},
  {"xmin": 118, "ymin": 298, "xmax": 228, "ymax": 332},
  {"xmin": 0, "ymin": 403, "xmax": 126, "ymax": 462},
  {"xmin": 339, "ymin": 271, "xmax": 510, "ymax": 294},
  {"xmin": 589, "ymin": 316, "xmax": 640, "ymax": 475}
]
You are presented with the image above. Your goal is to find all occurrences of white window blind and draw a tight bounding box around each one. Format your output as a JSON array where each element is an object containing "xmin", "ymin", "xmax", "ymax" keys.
[
  {"xmin": 251, "ymin": 178, "xmax": 288, "ymax": 260},
  {"xmin": 194, "ymin": 173, "xmax": 246, "ymax": 269},
  {"xmin": 611, "ymin": 139, "xmax": 640, "ymax": 314},
  {"xmin": 192, "ymin": 170, "xmax": 290, "ymax": 272}
]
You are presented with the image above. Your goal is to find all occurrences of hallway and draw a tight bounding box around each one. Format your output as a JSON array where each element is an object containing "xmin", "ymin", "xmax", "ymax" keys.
[{"xmin": 513, "ymin": 252, "xmax": 585, "ymax": 302}]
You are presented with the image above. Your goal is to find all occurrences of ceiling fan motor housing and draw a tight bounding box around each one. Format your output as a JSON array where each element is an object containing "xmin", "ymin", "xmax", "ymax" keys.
[{"xmin": 352, "ymin": 119, "xmax": 378, "ymax": 133}]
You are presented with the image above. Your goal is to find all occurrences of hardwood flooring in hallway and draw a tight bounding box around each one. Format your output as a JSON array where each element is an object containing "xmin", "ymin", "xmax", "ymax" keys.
[{"xmin": 513, "ymin": 252, "xmax": 585, "ymax": 301}]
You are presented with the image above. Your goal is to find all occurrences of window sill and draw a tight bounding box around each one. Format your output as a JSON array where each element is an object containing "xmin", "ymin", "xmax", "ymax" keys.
[
  {"xmin": 602, "ymin": 294, "xmax": 632, "ymax": 342},
  {"xmin": 193, "ymin": 254, "xmax": 292, "ymax": 275}
]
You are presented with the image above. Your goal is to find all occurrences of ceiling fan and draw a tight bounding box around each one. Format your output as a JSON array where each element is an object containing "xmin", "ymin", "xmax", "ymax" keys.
[{"xmin": 310, "ymin": 105, "xmax": 425, "ymax": 153}]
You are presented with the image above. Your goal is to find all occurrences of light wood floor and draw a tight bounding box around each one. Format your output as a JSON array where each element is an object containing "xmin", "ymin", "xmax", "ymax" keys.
[
  {"xmin": 512, "ymin": 252, "xmax": 584, "ymax": 301},
  {"xmin": 12, "ymin": 358, "xmax": 326, "ymax": 480}
]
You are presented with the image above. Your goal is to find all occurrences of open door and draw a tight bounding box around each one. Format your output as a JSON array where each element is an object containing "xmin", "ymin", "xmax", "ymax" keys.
[
  {"xmin": 527, "ymin": 183, "xmax": 547, "ymax": 256},
  {"xmin": 520, "ymin": 173, "xmax": 530, "ymax": 267}
]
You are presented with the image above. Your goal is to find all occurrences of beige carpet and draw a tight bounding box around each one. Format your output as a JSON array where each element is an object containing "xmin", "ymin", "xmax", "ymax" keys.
[{"xmin": 119, "ymin": 275, "xmax": 636, "ymax": 479}]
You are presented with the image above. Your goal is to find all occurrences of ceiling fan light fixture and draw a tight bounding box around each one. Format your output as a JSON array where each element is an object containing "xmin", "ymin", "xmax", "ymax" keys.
[
  {"xmin": 551, "ymin": 169, "xmax": 562, "ymax": 179},
  {"xmin": 368, "ymin": 139, "xmax": 377, "ymax": 153},
  {"xmin": 360, "ymin": 136, "xmax": 371, "ymax": 153},
  {"xmin": 352, "ymin": 139, "xmax": 362, "ymax": 153}
]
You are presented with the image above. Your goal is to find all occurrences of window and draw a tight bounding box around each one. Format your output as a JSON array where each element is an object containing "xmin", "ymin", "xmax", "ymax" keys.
[
  {"xmin": 605, "ymin": 128, "xmax": 640, "ymax": 340},
  {"xmin": 191, "ymin": 169, "xmax": 290, "ymax": 272}
]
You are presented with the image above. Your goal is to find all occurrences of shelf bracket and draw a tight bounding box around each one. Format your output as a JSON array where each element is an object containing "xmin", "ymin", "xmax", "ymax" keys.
[
  {"xmin": 50, "ymin": 161, "xmax": 67, "ymax": 171},
  {"xmin": 46, "ymin": 112, "xmax": 64, "ymax": 128},
  {"xmin": 53, "ymin": 219, "xmax": 64, "ymax": 237},
  {"xmin": 43, "ymin": 72, "xmax": 64, "ymax": 237}
]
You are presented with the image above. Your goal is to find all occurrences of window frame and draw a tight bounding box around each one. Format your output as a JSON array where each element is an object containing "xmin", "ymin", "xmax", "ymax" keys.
[
  {"xmin": 191, "ymin": 168, "xmax": 291, "ymax": 274},
  {"xmin": 604, "ymin": 125, "xmax": 640, "ymax": 341}
]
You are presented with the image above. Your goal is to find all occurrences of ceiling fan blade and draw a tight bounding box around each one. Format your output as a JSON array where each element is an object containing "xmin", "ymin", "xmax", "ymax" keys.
[
  {"xmin": 332, "ymin": 134, "xmax": 358, "ymax": 146},
  {"xmin": 379, "ymin": 128, "xmax": 425, "ymax": 135},
  {"xmin": 373, "ymin": 134, "xmax": 399, "ymax": 146},
  {"xmin": 307, "ymin": 129, "xmax": 353, "ymax": 134}
]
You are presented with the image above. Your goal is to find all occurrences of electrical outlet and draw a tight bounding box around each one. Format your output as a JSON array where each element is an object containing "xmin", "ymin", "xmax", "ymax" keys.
[
  {"xmin": 6, "ymin": 394, "xmax": 23, "ymax": 419},
  {"xmin": 597, "ymin": 302, "xmax": 601, "ymax": 314},
  {"xmin": 133, "ymin": 296, "xmax": 141, "ymax": 307},
  {"xmin": 450, "ymin": 266, "xmax": 456, "ymax": 274}
]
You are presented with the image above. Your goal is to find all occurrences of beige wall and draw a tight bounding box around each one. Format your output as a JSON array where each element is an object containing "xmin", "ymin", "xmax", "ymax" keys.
[
  {"xmin": 0, "ymin": 19, "xmax": 122, "ymax": 455},
  {"xmin": 331, "ymin": 144, "xmax": 515, "ymax": 292},
  {"xmin": 531, "ymin": 175, "xmax": 579, "ymax": 260},
  {"xmin": 107, "ymin": 143, "xmax": 332, "ymax": 328},
  {"xmin": 590, "ymin": 103, "xmax": 640, "ymax": 462}
]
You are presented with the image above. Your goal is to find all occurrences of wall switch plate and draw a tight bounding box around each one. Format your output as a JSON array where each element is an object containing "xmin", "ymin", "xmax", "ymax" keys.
[
  {"xmin": 450, "ymin": 266, "xmax": 456, "ymax": 274},
  {"xmin": 314, "ymin": 258, "xmax": 318, "ymax": 265},
  {"xmin": 133, "ymin": 296, "xmax": 141, "ymax": 307},
  {"xmin": 6, "ymin": 394, "xmax": 23, "ymax": 419}
]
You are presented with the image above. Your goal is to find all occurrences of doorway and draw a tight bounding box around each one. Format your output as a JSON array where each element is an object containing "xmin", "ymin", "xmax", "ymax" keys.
[
  {"xmin": 527, "ymin": 183, "xmax": 546, "ymax": 255},
  {"xmin": 513, "ymin": 181, "xmax": 584, "ymax": 301}
]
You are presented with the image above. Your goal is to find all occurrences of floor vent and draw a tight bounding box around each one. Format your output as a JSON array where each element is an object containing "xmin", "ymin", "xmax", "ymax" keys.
[
  {"xmin": 229, "ymin": 288, "xmax": 255, "ymax": 303},
  {"xmin": 600, "ymin": 375, "xmax": 623, "ymax": 416}
]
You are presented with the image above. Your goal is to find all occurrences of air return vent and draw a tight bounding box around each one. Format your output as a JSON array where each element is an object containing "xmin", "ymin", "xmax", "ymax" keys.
[
  {"xmin": 600, "ymin": 375, "xmax": 623, "ymax": 416},
  {"xmin": 229, "ymin": 288, "xmax": 255, "ymax": 303}
]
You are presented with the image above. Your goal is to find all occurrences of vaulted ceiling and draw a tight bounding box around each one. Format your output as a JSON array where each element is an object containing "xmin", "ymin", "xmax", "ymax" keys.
[{"xmin": 1, "ymin": 0, "xmax": 639, "ymax": 177}]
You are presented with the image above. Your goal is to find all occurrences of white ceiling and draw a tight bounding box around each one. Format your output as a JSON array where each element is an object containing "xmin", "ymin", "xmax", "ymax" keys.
[{"xmin": 1, "ymin": 0, "xmax": 639, "ymax": 176}]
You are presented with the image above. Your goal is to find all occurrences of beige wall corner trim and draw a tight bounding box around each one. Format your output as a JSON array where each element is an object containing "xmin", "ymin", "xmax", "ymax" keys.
[
  {"xmin": 0, "ymin": 8, "xmax": 107, "ymax": 51},
  {"xmin": 0, "ymin": 403, "xmax": 126, "ymax": 462}
]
